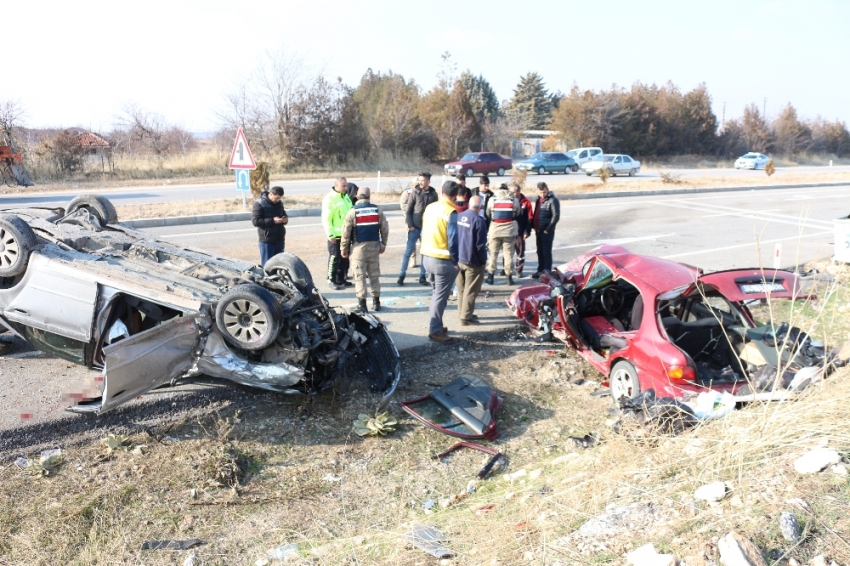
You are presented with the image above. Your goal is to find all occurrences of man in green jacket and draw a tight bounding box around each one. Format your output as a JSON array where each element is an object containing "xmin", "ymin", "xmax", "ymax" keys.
[{"xmin": 322, "ymin": 177, "xmax": 354, "ymax": 290}]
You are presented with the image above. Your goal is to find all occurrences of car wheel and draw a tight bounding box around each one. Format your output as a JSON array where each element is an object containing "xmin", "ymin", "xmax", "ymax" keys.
[
  {"xmin": 538, "ymin": 167, "xmax": 546, "ymax": 175},
  {"xmin": 609, "ymin": 360, "xmax": 640, "ymax": 402},
  {"xmin": 466, "ymin": 168, "xmax": 474, "ymax": 177},
  {"xmin": 0, "ymin": 214, "xmax": 37, "ymax": 278},
  {"xmin": 66, "ymin": 194, "xmax": 118, "ymax": 224},
  {"xmin": 216, "ymin": 284, "xmax": 283, "ymax": 351},
  {"xmin": 586, "ymin": 172, "xmax": 592, "ymax": 176},
  {"xmin": 264, "ymin": 252, "xmax": 315, "ymax": 296},
  {"xmin": 628, "ymin": 168, "xmax": 636, "ymax": 177},
  {"xmin": 571, "ymin": 164, "xmax": 579, "ymax": 172},
  {"xmin": 497, "ymin": 167, "xmax": 505, "ymax": 176}
]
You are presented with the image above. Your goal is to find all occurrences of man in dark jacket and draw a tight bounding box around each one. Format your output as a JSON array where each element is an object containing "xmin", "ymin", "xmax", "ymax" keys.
[
  {"xmin": 399, "ymin": 172, "xmax": 438, "ymax": 286},
  {"xmin": 478, "ymin": 175, "xmax": 495, "ymax": 231},
  {"xmin": 456, "ymin": 195, "xmax": 487, "ymax": 325},
  {"xmin": 532, "ymin": 182, "xmax": 560, "ymax": 278},
  {"xmin": 510, "ymin": 183, "xmax": 534, "ymax": 277},
  {"xmin": 251, "ymin": 185, "xmax": 288, "ymax": 267}
]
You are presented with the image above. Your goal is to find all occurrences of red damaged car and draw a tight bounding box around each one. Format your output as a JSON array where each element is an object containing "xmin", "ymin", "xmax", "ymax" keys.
[{"xmin": 507, "ymin": 245, "xmax": 839, "ymax": 401}]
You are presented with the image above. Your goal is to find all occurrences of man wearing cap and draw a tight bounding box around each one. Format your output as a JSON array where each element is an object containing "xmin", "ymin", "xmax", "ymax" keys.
[
  {"xmin": 456, "ymin": 195, "xmax": 487, "ymax": 326},
  {"xmin": 510, "ymin": 183, "xmax": 534, "ymax": 277},
  {"xmin": 420, "ymin": 180, "xmax": 460, "ymax": 343},
  {"xmin": 485, "ymin": 183, "xmax": 520, "ymax": 285},
  {"xmin": 251, "ymin": 185, "xmax": 288, "ymax": 267},
  {"xmin": 399, "ymin": 172, "xmax": 438, "ymax": 286},
  {"xmin": 322, "ymin": 177, "xmax": 354, "ymax": 290},
  {"xmin": 341, "ymin": 187, "xmax": 389, "ymax": 313}
]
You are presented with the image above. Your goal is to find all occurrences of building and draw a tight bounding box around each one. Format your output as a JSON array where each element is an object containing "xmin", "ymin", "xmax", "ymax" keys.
[
  {"xmin": 511, "ymin": 130, "xmax": 565, "ymax": 158},
  {"xmin": 76, "ymin": 131, "xmax": 113, "ymax": 172}
]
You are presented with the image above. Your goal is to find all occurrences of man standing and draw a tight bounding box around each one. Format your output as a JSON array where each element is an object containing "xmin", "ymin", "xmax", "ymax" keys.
[
  {"xmin": 421, "ymin": 180, "xmax": 460, "ymax": 343},
  {"xmin": 399, "ymin": 172, "xmax": 438, "ymax": 286},
  {"xmin": 456, "ymin": 195, "xmax": 487, "ymax": 326},
  {"xmin": 322, "ymin": 177, "xmax": 354, "ymax": 290},
  {"xmin": 341, "ymin": 187, "xmax": 389, "ymax": 313},
  {"xmin": 532, "ymin": 181, "xmax": 560, "ymax": 278},
  {"xmin": 478, "ymin": 175, "xmax": 495, "ymax": 230},
  {"xmin": 251, "ymin": 185, "xmax": 288, "ymax": 267},
  {"xmin": 485, "ymin": 183, "xmax": 520, "ymax": 285},
  {"xmin": 510, "ymin": 182, "xmax": 534, "ymax": 277}
]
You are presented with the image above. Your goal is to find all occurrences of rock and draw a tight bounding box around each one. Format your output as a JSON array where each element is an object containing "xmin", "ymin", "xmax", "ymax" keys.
[
  {"xmin": 831, "ymin": 463, "xmax": 848, "ymax": 476},
  {"xmin": 577, "ymin": 503, "xmax": 661, "ymax": 537},
  {"xmin": 793, "ymin": 448, "xmax": 842, "ymax": 474},
  {"xmin": 808, "ymin": 556, "xmax": 827, "ymax": 566},
  {"xmin": 717, "ymin": 531, "xmax": 768, "ymax": 566},
  {"xmin": 695, "ymin": 481, "xmax": 728, "ymax": 503},
  {"xmin": 626, "ymin": 543, "xmax": 677, "ymax": 566},
  {"xmin": 779, "ymin": 512, "xmax": 801, "ymax": 543},
  {"xmin": 551, "ymin": 453, "xmax": 579, "ymax": 466}
]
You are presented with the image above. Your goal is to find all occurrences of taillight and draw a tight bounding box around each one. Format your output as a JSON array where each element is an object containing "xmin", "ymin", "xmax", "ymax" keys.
[{"xmin": 666, "ymin": 365, "xmax": 696, "ymax": 380}]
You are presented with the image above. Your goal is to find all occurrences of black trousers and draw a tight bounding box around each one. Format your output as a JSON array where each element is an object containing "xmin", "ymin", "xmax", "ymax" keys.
[
  {"xmin": 535, "ymin": 230, "xmax": 555, "ymax": 272},
  {"xmin": 327, "ymin": 238, "xmax": 348, "ymax": 284}
]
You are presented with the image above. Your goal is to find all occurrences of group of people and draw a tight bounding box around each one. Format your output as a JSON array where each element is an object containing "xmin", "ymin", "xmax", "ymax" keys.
[{"xmin": 250, "ymin": 172, "xmax": 561, "ymax": 344}]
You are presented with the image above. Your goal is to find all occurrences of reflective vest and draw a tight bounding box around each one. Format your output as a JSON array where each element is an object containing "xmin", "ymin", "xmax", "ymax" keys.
[
  {"xmin": 321, "ymin": 190, "xmax": 353, "ymax": 238},
  {"xmin": 420, "ymin": 198, "xmax": 455, "ymax": 260},
  {"xmin": 491, "ymin": 197, "xmax": 515, "ymax": 224},
  {"xmin": 353, "ymin": 202, "xmax": 380, "ymax": 243}
]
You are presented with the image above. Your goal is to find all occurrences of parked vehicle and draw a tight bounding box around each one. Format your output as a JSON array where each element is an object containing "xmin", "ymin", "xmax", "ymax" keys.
[
  {"xmin": 565, "ymin": 147, "xmax": 603, "ymax": 168},
  {"xmin": 444, "ymin": 152, "xmax": 512, "ymax": 177},
  {"xmin": 734, "ymin": 152, "xmax": 770, "ymax": 170},
  {"xmin": 0, "ymin": 195, "xmax": 401, "ymax": 414},
  {"xmin": 581, "ymin": 154, "xmax": 641, "ymax": 177},
  {"xmin": 514, "ymin": 152, "xmax": 577, "ymax": 175},
  {"xmin": 508, "ymin": 245, "xmax": 842, "ymax": 401}
]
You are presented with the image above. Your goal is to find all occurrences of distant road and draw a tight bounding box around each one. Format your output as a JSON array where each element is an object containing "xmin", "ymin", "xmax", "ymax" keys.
[{"xmin": 1, "ymin": 165, "xmax": 848, "ymax": 209}]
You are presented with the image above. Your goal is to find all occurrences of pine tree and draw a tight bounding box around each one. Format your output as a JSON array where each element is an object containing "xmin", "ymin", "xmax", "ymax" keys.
[
  {"xmin": 505, "ymin": 72, "xmax": 552, "ymax": 130},
  {"xmin": 459, "ymin": 71, "xmax": 499, "ymax": 124}
]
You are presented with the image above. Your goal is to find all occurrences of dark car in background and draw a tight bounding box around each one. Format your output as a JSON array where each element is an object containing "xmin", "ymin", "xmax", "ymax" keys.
[{"xmin": 444, "ymin": 152, "xmax": 512, "ymax": 177}]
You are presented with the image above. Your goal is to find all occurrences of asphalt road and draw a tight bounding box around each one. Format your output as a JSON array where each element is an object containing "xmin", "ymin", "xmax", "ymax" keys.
[
  {"xmin": 1, "ymin": 183, "xmax": 847, "ymax": 439},
  {"xmin": 1, "ymin": 165, "xmax": 848, "ymax": 209}
]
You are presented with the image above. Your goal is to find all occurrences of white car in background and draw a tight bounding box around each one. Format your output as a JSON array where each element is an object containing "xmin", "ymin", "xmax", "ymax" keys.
[
  {"xmin": 734, "ymin": 152, "xmax": 770, "ymax": 170},
  {"xmin": 566, "ymin": 147, "xmax": 603, "ymax": 168},
  {"xmin": 581, "ymin": 154, "xmax": 641, "ymax": 177}
]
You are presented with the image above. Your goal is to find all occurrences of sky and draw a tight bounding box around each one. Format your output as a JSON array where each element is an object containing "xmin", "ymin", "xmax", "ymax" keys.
[{"xmin": 4, "ymin": 0, "xmax": 849, "ymax": 134}]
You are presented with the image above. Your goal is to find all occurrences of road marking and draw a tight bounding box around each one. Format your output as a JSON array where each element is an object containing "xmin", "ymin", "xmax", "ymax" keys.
[
  {"xmin": 660, "ymin": 230, "xmax": 832, "ymax": 260},
  {"xmin": 702, "ymin": 209, "xmax": 780, "ymax": 218},
  {"xmin": 652, "ymin": 199, "xmax": 833, "ymax": 229}
]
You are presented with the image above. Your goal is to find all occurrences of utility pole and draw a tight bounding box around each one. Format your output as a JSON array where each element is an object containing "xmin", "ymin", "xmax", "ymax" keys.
[{"xmin": 763, "ymin": 98, "xmax": 767, "ymax": 117}]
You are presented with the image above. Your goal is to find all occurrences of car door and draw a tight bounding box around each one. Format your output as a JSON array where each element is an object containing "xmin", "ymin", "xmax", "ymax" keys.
[
  {"xmin": 99, "ymin": 315, "xmax": 200, "ymax": 413},
  {"xmin": 475, "ymin": 154, "xmax": 490, "ymax": 173},
  {"xmin": 578, "ymin": 149, "xmax": 589, "ymax": 164},
  {"xmin": 551, "ymin": 153, "xmax": 567, "ymax": 172},
  {"xmin": 612, "ymin": 155, "xmax": 623, "ymax": 172}
]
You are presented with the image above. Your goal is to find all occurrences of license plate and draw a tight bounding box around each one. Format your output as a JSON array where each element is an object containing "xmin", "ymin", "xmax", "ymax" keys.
[{"xmin": 739, "ymin": 283, "xmax": 785, "ymax": 293}]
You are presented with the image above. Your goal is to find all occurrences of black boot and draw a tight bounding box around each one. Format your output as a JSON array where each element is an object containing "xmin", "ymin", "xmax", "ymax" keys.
[
  {"xmin": 397, "ymin": 275, "xmax": 405, "ymax": 286},
  {"xmin": 372, "ymin": 297, "xmax": 381, "ymax": 312},
  {"xmin": 357, "ymin": 299, "xmax": 368, "ymax": 312},
  {"xmin": 507, "ymin": 274, "xmax": 514, "ymax": 285},
  {"xmin": 485, "ymin": 272, "xmax": 494, "ymax": 285}
]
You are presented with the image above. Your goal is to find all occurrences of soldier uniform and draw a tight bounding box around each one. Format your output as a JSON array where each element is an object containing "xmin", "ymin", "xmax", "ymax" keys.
[
  {"xmin": 485, "ymin": 184, "xmax": 520, "ymax": 285},
  {"xmin": 341, "ymin": 188, "xmax": 389, "ymax": 312}
]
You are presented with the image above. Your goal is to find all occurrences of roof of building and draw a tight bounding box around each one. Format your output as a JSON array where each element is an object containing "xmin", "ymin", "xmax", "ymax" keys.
[{"xmin": 76, "ymin": 131, "xmax": 110, "ymax": 147}]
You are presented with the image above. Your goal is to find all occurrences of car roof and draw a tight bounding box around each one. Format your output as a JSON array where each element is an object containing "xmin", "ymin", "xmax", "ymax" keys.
[{"xmin": 601, "ymin": 252, "xmax": 699, "ymax": 293}]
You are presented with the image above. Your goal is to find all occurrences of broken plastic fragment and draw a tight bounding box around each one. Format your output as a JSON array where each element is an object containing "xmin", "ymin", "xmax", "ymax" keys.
[{"xmin": 405, "ymin": 524, "xmax": 455, "ymax": 559}]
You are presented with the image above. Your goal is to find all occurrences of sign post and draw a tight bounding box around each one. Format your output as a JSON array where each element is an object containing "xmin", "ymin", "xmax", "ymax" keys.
[{"xmin": 228, "ymin": 128, "xmax": 257, "ymax": 210}]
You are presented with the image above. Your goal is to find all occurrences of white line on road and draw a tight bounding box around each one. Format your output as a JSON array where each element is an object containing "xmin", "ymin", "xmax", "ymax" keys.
[{"xmin": 660, "ymin": 231, "xmax": 832, "ymax": 260}]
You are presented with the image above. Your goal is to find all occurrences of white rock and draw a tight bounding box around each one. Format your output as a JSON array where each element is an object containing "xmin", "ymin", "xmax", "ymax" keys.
[
  {"xmin": 718, "ymin": 531, "xmax": 768, "ymax": 566},
  {"xmin": 529, "ymin": 468, "xmax": 543, "ymax": 480},
  {"xmin": 794, "ymin": 448, "xmax": 842, "ymax": 474},
  {"xmin": 695, "ymin": 481, "xmax": 728, "ymax": 503},
  {"xmin": 808, "ymin": 555, "xmax": 827, "ymax": 566},
  {"xmin": 626, "ymin": 543, "xmax": 677, "ymax": 566},
  {"xmin": 551, "ymin": 453, "xmax": 579, "ymax": 466},
  {"xmin": 831, "ymin": 463, "xmax": 848, "ymax": 476}
]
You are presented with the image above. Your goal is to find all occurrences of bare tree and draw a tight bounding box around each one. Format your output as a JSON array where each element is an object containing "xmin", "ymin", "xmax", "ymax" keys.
[
  {"xmin": 120, "ymin": 103, "xmax": 173, "ymax": 167},
  {"xmin": 0, "ymin": 99, "xmax": 25, "ymax": 144}
]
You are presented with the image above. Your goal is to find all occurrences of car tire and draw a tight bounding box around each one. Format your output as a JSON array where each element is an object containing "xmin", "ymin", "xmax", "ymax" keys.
[
  {"xmin": 66, "ymin": 194, "xmax": 118, "ymax": 224},
  {"xmin": 586, "ymin": 172, "xmax": 592, "ymax": 176},
  {"xmin": 629, "ymin": 168, "xmax": 636, "ymax": 177},
  {"xmin": 609, "ymin": 360, "xmax": 640, "ymax": 402},
  {"xmin": 466, "ymin": 168, "xmax": 474, "ymax": 177},
  {"xmin": 216, "ymin": 283, "xmax": 283, "ymax": 351},
  {"xmin": 497, "ymin": 167, "xmax": 505, "ymax": 176},
  {"xmin": 571, "ymin": 164, "xmax": 579, "ymax": 172},
  {"xmin": 538, "ymin": 167, "xmax": 546, "ymax": 175},
  {"xmin": 264, "ymin": 252, "xmax": 315, "ymax": 296},
  {"xmin": 0, "ymin": 214, "xmax": 37, "ymax": 278}
]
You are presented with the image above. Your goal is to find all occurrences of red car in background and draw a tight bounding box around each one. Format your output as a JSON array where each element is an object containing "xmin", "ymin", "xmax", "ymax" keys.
[
  {"xmin": 444, "ymin": 152, "xmax": 512, "ymax": 178},
  {"xmin": 507, "ymin": 245, "xmax": 834, "ymax": 401}
]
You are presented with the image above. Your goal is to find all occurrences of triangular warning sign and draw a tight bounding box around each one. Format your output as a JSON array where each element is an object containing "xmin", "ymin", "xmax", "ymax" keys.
[{"xmin": 228, "ymin": 128, "xmax": 257, "ymax": 169}]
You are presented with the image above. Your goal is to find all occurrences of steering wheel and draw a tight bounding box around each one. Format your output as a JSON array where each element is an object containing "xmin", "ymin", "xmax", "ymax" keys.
[{"xmin": 600, "ymin": 285, "xmax": 625, "ymax": 315}]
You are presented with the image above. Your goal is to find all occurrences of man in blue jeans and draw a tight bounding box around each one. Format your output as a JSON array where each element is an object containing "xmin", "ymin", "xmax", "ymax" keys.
[
  {"xmin": 398, "ymin": 172, "xmax": 438, "ymax": 285},
  {"xmin": 251, "ymin": 185, "xmax": 288, "ymax": 266}
]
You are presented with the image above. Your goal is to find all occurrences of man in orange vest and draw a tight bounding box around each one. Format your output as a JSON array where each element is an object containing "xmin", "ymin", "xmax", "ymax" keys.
[{"xmin": 420, "ymin": 180, "xmax": 460, "ymax": 343}]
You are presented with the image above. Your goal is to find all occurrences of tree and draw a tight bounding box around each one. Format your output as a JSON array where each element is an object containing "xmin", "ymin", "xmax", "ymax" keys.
[
  {"xmin": 120, "ymin": 103, "xmax": 174, "ymax": 166},
  {"xmin": 459, "ymin": 71, "xmax": 499, "ymax": 124},
  {"xmin": 810, "ymin": 118, "xmax": 850, "ymax": 157},
  {"xmin": 48, "ymin": 130, "xmax": 87, "ymax": 173},
  {"xmin": 504, "ymin": 72, "xmax": 553, "ymax": 130},
  {"xmin": 550, "ymin": 86, "xmax": 624, "ymax": 150},
  {"xmin": 0, "ymin": 100, "xmax": 24, "ymax": 144},
  {"xmin": 352, "ymin": 69, "xmax": 426, "ymax": 156},
  {"xmin": 739, "ymin": 103, "xmax": 771, "ymax": 152},
  {"xmin": 771, "ymin": 104, "xmax": 811, "ymax": 156}
]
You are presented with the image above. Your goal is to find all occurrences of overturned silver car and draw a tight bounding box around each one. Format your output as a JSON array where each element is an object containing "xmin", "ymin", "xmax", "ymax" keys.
[{"xmin": 0, "ymin": 195, "xmax": 401, "ymax": 414}]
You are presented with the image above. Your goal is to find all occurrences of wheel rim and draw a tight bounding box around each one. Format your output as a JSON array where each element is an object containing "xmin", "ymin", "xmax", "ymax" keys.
[
  {"xmin": 610, "ymin": 367, "xmax": 635, "ymax": 400},
  {"xmin": 467, "ymin": 169, "xmax": 473, "ymax": 176},
  {"xmin": 0, "ymin": 228, "xmax": 20, "ymax": 268},
  {"xmin": 222, "ymin": 299, "xmax": 270, "ymax": 344},
  {"xmin": 498, "ymin": 168, "xmax": 504, "ymax": 176},
  {"xmin": 538, "ymin": 167, "xmax": 545, "ymax": 174}
]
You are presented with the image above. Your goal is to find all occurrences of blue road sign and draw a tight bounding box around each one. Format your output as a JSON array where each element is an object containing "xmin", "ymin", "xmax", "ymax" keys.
[{"xmin": 235, "ymin": 169, "xmax": 251, "ymax": 191}]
